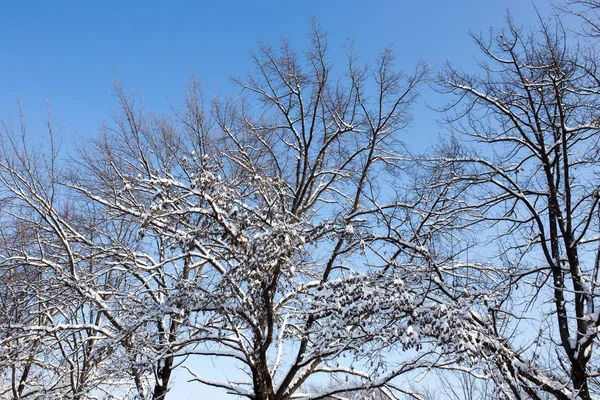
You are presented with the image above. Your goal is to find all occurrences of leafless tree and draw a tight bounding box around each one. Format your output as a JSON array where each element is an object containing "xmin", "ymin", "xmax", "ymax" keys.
[
  {"xmin": 69, "ymin": 21, "xmax": 440, "ymax": 399},
  {"xmin": 437, "ymin": 12, "xmax": 600, "ymax": 399},
  {"xmin": 0, "ymin": 112, "xmax": 140, "ymax": 398},
  {"xmin": 63, "ymin": 21, "xmax": 492, "ymax": 400}
]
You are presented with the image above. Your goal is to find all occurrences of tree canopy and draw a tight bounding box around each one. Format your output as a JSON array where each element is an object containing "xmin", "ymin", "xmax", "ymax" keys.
[{"xmin": 2, "ymin": 3, "xmax": 600, "ymax": 400}]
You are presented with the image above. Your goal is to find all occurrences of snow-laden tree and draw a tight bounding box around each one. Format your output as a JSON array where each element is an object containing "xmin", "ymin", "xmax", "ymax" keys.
[
  {"xmin": 45, "ymin": 23, "xmax": 500, "ymax": 400},
  {"xmin": 0, "ymin": 115, "xmax": 142, "ymax": 399},
  {"xmin": 435, "ymin": 13, "xmax": 600, "ymax": 399},
  {"xmin": 1, "ymin": 19, "xmax": 561, "ymax": 400},
  {"xmin": 67, "ymin": 23, "xmax": 454, "ymax": 399}
]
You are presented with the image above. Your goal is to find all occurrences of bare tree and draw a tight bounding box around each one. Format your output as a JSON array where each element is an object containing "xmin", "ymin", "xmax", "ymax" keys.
[
  {"xmin": 72, "ymin": 22, "xmax": 432, "ymax": 399},
  {"xmin": 0, "ymin": 113, "xmax": 140, "ymax": 398},
  {"xmin": 63, "ymin": 21, "xmax": 494, "ymax": 400},
  {"xmin": 437, "ymin": 13, "xmax": 600, "ymax": 399}
]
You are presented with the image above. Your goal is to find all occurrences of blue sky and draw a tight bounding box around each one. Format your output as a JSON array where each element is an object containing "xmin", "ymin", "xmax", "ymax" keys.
[
  {"xmin": 0, "ymin": 1, "xmax": 566, "ymax": 398},
  {"xmin": 1, "ymin": 1, "xmax": 562, "ymax": 149}
]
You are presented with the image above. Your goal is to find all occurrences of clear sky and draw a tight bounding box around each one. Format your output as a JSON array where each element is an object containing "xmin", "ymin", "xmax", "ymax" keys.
[
  {"xmin": 0, "ymin": 1, "xmax": 566, "ymax": 398},
  {"xmin": 1, "ymin": 1, "xmax": 564, "ymax": 148}
]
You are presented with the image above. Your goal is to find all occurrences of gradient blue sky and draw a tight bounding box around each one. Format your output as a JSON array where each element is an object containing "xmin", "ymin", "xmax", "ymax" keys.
[
  {"xmin": 1, "ymin": 1, "xmax": 564, "ymax": 147},
  {"xmin": 0, "ymin": 1, "xmax": 566, "ymax": 398}
]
